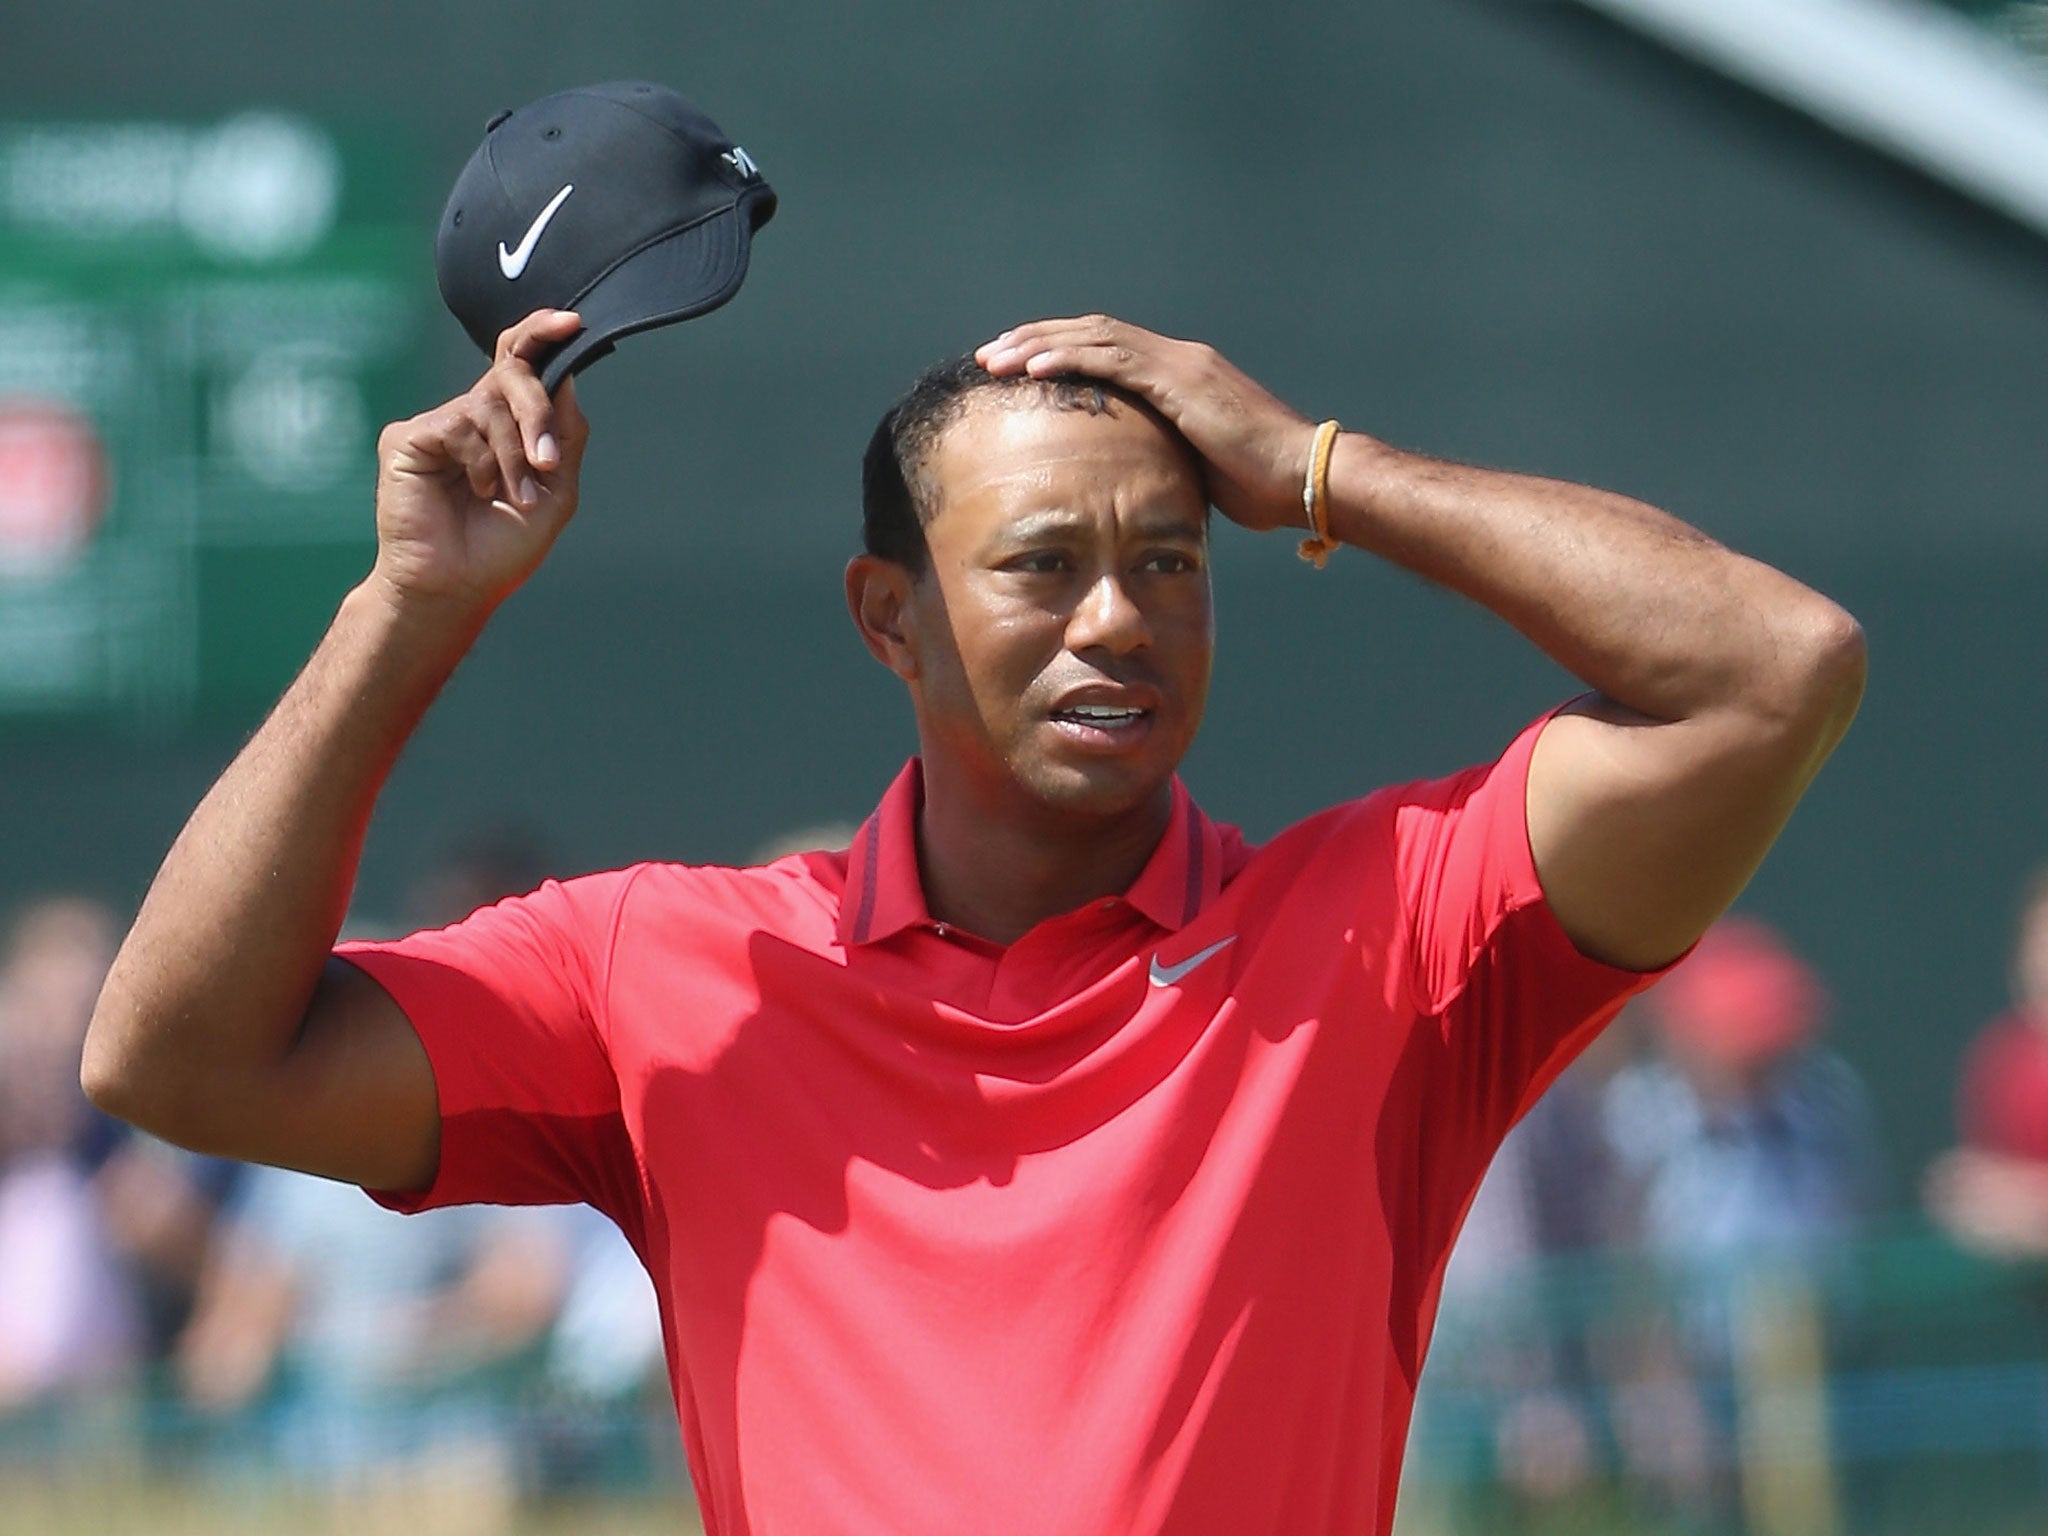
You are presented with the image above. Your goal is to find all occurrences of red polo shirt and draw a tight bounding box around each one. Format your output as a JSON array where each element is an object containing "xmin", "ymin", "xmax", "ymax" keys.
[{"xmin": 337, "ymin": 715, "xmax": 1659, "ymax": 1536}]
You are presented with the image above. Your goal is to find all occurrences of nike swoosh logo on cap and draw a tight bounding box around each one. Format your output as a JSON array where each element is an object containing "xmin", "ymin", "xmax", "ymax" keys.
[
  {"xmin": 497, "ymin": 183, "xmax": 575, "ymax": 280},
  {"xmin": 1149, "ymin": 936, "xmax": 1237, "ymax": 988}
]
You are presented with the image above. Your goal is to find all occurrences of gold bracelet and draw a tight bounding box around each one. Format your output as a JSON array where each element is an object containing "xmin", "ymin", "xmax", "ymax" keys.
[{"xmin": 1296, "ymin": 419, "xmax": 1342, "ymax": 569}]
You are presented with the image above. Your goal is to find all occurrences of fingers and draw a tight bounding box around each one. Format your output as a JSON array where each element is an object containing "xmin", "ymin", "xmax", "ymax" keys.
[
  {"xmin": 976, "ymin": 314, "xmax": 1165, "ymax": 381},
  {"xmin": 411, "ymin": 393, "xmax": 534, "ymax": 509},
  {"xmin": 423, "ymin": 410, "xmax": 513, "ymax": 505},
  {"xmin": 493, "ymin": 309, "xmax": 583, "ymax": 479},
  {"xmin": 390, "ymin": 376, "xmax": 560, "ymax": 513},
  {"xmin": 411, "ymin": 310, "xmax": 581, "ymax": 508},
  {"xmin": 974, "ymin": 315, "xmax": 1314, "ymax": 533},
  {"xmin": 494, "ymin": 307, "xmax": 583, "ymax": 367},
  {"xmin": 549, "ymin": 375, "xmax": 591, "ymax": 462},
  {"xmin": 1021, "ymin": 344, "xmax": 1134, "ymax": 383},
  {"xmin": 478, "ymin": 394, "xmax": 537, "ymax": 507},
  {"xmin": 498, "ymin": 358, "xmax": 560, "ymax": 474}
]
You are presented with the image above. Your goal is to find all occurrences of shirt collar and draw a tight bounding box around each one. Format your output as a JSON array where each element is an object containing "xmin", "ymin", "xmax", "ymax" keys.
[{"xmin": 837, "ymin": 759, "xmax": 1225, "ymax": 947}]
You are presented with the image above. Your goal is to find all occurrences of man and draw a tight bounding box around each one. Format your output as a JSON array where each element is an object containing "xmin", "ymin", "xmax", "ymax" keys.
[
  {"xmin": 0, "ymin": 897, "xmax": 138, "ymax": 1406},
  {"xmin": 82, "ymin": 307, "xmax": 1865, "ymax": 1533},
  {"xmin": 1612, "ymin": 916, "xmax": 1877, "ymax": 1268},
  {"xmin": 1926, "ymin": 867, "xmax": 2048, "ymax": 1257}
]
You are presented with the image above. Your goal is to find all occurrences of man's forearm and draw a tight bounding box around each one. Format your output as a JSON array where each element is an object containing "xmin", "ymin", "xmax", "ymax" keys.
[
  {"xmin": 1322, "ymin": 435, "xmax": 1856, "ymax": 727},
  {"xmin": 82, "ymin": 579, "xmax": 481, "ymax": 1134},
  {"xmin": 972, "ymin": 315, "xmax": 1863, "ymax": 968}
]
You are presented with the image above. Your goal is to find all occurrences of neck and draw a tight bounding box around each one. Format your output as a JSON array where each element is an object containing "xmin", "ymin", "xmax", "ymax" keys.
[{"xmin": 914, "ymin": 761, "xmax": 1173, "ymax": 946}]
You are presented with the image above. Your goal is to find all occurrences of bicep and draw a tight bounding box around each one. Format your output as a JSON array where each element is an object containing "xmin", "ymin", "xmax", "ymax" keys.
[
  {"xmin": 1525, "ymin": 697, "xmax": 1832, "ymax": 972},
  {"xmin": 241, "ymin": 958, "xmax": 441, "ymax": 1193}
]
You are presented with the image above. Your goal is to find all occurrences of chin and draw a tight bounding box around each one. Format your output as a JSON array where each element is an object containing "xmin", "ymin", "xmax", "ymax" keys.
[{"xmin": 1012, "ymin": 755, "xmax": 1176, "ymax": 823}]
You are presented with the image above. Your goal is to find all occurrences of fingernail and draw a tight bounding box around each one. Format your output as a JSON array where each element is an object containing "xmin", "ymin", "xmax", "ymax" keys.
[
  {"xmin": 536, "ymin": 433, "xmax": 559, "ymax": 466},
  {"xmin": 519, "ymin": 476, "xmax": 539, "ymax": 505}
]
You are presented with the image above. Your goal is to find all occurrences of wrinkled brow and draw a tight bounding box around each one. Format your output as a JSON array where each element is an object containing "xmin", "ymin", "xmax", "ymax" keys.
[{"xmin": 997, "ymin": 506, "xmax": 1208, "ymax": 545}]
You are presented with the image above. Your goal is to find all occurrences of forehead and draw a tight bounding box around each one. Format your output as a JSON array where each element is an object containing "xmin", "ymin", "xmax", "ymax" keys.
[{"xmin": 920, "ymin": 393, "xmax": 1205, "ymax": 530}]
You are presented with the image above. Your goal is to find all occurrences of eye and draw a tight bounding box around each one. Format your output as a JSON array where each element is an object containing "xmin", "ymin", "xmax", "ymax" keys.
[
  {"xmin": 1140, "ymin": 550, "xmax": 1200, "ymax": 575},
  {"xmin": 1007, "ymin": 550, "xmax": 1074, "ymax": 574}
]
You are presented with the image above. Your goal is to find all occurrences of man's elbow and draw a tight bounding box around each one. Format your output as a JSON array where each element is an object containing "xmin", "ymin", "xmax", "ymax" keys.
[
  {"xmin": 80, "ymin": 1002, "xmax": 151, "ymax": 1127},
  {"xmin": 1765, "ymin": 599, "xmax": 1867, "ymax": 760},
  {"xmin": 79, "ymin": 997, "xmax": 199, "ymax": 1146},
  {"xmin": 1797, "ymin": 601, "xmax": 1868, "ymax": 734}
]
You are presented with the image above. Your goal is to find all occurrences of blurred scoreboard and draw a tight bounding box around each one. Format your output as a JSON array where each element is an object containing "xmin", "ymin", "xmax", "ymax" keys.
[{"xmin": 0, "ymin": 112, "xmax": 426, "ymax": 725}]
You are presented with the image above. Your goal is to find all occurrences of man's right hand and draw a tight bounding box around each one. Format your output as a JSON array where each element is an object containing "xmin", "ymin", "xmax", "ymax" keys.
[
  {"xmin": 372, "ymin": 308, "xmax": 592, "ymax": 616},
  {"xmin": 81, "ymin": 310, "xmax": 598, "ymax": 1194}
]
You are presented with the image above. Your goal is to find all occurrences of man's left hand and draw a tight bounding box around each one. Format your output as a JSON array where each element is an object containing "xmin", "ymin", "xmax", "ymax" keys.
[{"xmin": 977, "ymin": 315, "xmax": 1315, "ymax": 533}]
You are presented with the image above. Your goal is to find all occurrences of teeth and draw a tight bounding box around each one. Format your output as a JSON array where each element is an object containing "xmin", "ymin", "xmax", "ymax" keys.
[{"xmin": 1062, "ymin": 704, "xmax": 1143, "ymax": 722}]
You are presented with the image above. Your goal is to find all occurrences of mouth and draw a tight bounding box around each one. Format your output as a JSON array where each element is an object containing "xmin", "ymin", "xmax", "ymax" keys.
[{"xmin": 1044, "ymin": 689, "xmax": 1160, "ymax": 751}]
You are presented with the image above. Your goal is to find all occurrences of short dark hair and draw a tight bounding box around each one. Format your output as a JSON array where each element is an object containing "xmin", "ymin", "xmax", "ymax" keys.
[{"xmin": 861, "ymin": 354, "xmax": 1200, "ymax": 576}]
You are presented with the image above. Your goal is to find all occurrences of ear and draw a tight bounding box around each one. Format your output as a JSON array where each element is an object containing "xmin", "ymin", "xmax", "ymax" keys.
[{"xmin": 845, "ymin": 555, "xmax": 920, "ymax": 681}]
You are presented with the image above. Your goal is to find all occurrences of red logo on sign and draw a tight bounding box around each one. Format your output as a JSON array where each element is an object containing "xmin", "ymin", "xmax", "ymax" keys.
[{"xmin": 0, "ymin": 400, "xmax": 110, "ymax": 575}]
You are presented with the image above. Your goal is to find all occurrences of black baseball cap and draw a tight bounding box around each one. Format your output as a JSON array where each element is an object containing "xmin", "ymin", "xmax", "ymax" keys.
[{"xmin": 436, "ymin": 82, "xmax": 776, "ymax": 391}]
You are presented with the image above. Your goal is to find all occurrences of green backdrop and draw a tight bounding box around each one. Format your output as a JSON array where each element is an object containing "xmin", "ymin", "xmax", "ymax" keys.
[{"xmin": 4, "ymin": 0, "xmax": 2047, "ymax": 1194}]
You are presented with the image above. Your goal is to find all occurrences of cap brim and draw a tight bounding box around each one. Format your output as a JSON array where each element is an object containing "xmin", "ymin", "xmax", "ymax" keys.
[{"xmin": 537, "ymin": 186, "xmax": 769, "ymax": 392}]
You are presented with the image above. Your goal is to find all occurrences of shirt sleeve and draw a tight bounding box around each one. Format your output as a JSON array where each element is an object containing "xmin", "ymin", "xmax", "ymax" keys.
[
  {"xmin": 334, "ymin": 868, "xmax": 646, "ymax": 1231},
  {"xmin": 1389, "ymin": 712, "xmax": 1675, "ymax": 1167}
]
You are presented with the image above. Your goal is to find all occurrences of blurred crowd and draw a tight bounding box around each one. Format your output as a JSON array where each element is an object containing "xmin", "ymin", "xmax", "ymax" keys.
[
  {"xmin": 4, "ymin": 840, "xmax": 2048, "ymax": 1531},
  {"xmin": 0, "ymin": 831, "xmax": 674, "ymax": 1528},
  {"xmin": 1426, "ymin": 916, "xmax": 1879, "ymax": 1532},
  {"xmin": 1420, "ymin": 877, "xmax": 2048, "ymax": 1533}
]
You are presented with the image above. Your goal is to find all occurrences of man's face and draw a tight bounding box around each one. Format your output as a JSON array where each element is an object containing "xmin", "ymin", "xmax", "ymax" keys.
[{"xmin": 900, "ymin": 394, "xmax": 1213, "ymax": 822}]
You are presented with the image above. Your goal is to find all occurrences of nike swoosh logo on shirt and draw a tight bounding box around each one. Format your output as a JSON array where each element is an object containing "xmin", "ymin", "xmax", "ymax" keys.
[
  {"xmin": 1149, "ymin": 936, "xmax": 1237, "ymax": 988},
  {"xmin": 497, "ymin": 183, "xmax": 575, "ymax": 280}
]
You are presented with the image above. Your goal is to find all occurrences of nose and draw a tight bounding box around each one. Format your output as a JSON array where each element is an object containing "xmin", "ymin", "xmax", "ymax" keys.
[{"xmin": 1065, "ymin": 571, "xmax": 1152, "ymax": 657}]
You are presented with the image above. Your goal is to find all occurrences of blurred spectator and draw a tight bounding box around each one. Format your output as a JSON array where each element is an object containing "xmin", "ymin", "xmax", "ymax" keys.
[
  {"xmin": 1605, "ymin": 916, "xmax": 1878, "ymax": 1270},
  {"xmin": 1456, "ymin": 1011, "xmax": 1645, "ymax": 1271},
  {"xmin": 89, "ymin": 1133, "xmax": 246, "ymax": 1364},
  {"xmin": 543, "ymin": 1205, "xmax": 665, "ymax": 1402},
  {"xmin": 0, "ymin": 897, "xmax": 116, "ymax": 1159},
  {"xmin": 526, "ymin": 1203, "xmax": 671, "ymax": 1495},
  {"xmin": 1413, "ymin": 921, "xmax": 1872, "ymax": 1522},
  {"xmin": 1428, "ymin": 1010, "xmax": 1645, "ymax": 1511},
  {"xmin": 1926, "ymin": 867, "xmax": 2048, "ymax": 1258},
  {"xmin": 0, "ymin": 893, "xmax": 248, "ymax": 1387},
  {"xmin": 1600, "ymin": 916, "xmax": 1877, "ymax": 1529},
  {"xmin": 177, "ymin": 1164, "xmax": 570, "ymax": 1528},
  {"xmin": 0, "ymin": 896, "xmax": 140, "ymax": 1409}
]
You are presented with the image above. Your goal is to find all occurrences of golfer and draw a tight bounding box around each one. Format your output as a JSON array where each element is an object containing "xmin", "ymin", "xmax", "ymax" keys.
[{"xmin": 83, "ymin": 306, "xmax": 1865, "ymax": 1534}]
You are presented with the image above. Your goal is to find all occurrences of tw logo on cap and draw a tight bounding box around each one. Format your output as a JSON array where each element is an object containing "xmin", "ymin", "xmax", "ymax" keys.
[{"xmin": 722, "ymin": 147, "xmax": 760, "ymax": 179}]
